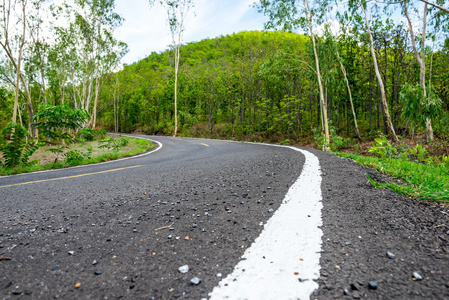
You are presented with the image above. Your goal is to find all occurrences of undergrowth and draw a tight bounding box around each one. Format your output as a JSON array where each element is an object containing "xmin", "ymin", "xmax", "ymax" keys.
[
  {"xmin": 0, "ymin": 137, "xmax": 153, "ymax": 176},
  {"xmin": 336, "ymin": 152, "xmax": 449, "ymax": 202}
]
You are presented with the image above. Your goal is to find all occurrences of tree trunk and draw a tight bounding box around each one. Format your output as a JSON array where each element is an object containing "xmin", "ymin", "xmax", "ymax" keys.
[
  {"xmin": 360, "ymin": 1, "xmax": 398, "ymax": 142},
  {"xmin": 336, "ymin": 49, "xmax": 361, "ymax": 140},
  {"xmin": 304, "ymin": 0, "xmax": 330, "ymax": 150},
  {"xmin": 403, "ymin": 0, "xmax": 433, "ymax": 141}
]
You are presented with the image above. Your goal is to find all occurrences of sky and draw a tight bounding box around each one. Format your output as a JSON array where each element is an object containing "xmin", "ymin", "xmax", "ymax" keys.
[{"xmin": 114, "ymin": 0, "xmax": 269, "ymax": 64}]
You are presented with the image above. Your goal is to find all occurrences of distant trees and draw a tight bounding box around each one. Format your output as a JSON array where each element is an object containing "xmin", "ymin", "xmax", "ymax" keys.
[
  {"xmin": 92, "ymin": 25, "xmax": 448, "ymax": 146},
  {"xmin": 0, "ymin": 0, "xmax": 126, "ymax": 137},
  {"xmin": 149, "ymin": 0, "xmax": 194, "ymax": 137},
  {"xmin": 257, "ymin": 0, "xmax": 331, "ymax": 150},
  {"xmin": 0, "ymin": 0, "xmax": 448, "ymax": 149}
]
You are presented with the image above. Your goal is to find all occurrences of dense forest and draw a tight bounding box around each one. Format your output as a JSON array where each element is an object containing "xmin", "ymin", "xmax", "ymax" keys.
[
  {"xmin": 96, "ymin": 29, "xmax": 449, "ymax": 146},
  {"xmin": 0, "ymin": 0, "xmax": 448, "ymax": 152}
]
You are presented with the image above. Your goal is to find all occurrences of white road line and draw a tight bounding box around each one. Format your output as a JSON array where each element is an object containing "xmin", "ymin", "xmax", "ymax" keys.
[{"xmin": 209, "ymin": 147, "xmax": 323, "ymax": 300}]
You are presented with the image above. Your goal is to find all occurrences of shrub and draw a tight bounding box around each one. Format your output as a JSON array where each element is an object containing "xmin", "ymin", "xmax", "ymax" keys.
[
  {"xmin": 0, "ymin": 122, "xmax": 39, "ymax": 168},
  {"xmin": 99, "ymin": 136, "xmax": 129, "ymax": 151},
  {"xmin": 65, "ymin": 147, "xmax": 92, "ymax": 164},
  {"xmin": 78, "ymin": 128, "xmax": 94, "ymax": 141}
]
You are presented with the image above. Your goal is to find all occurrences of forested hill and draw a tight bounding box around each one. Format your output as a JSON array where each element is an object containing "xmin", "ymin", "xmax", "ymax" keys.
[
  {"xmin": 97, "ymin": 29, "xmax": 449, "ymax": 146},
  {"xmin": 100, "ymin": 30, "xmax": 309, "ymax": 140}
]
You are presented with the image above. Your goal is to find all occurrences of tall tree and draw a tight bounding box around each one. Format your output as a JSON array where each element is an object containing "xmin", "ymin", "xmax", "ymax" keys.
[
  {"xmin": 149, "ymin": 0, "xmax": 194, "ymax": 137},
  {"xmin": 0, "ymin": 0, "xmax": 46, "ymax": 138},
  {"xmin": 51, "ymin": 0, "xmax": 127, "ymax": 127},
  {"xmin": 354, "ymin": 0, "xmax": 399, "ymax": 142},
  {"xmin": 257, "ymin": 0, "xmax": 331, "ymax": 150},
  {"xmin": 402, "ymin": 0, "xmax": 434, "ymax": 141}
]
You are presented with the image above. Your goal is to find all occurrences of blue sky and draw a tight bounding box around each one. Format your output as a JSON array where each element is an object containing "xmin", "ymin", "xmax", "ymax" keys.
[{"xmin": 115, "ymin": 0, "xmax": 269, "ymax": 64}]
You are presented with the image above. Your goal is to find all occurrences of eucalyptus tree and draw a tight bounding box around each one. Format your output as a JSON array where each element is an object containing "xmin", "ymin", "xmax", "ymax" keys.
[
  {"xmin": 51, "ymin": 0, "xmax": 126, "ymax": 128},
  {"xmin": 0, "ymin": 0, "xmax": 47, "ymax": 138},
  {"xmin": 149, "ymin": 0, "xmax": 194, "ymax": 137},
  {"xmin": 332, "ymin": 14, "xmax": 363, "ymax": 140},
  {"xmin": 257, "ymin": 0, "xmax": 331, "ymax": 150},
  {"xmin": 418, "ymin": 0, "xmax": 448, "ymax": 14},
  {"xmin": 402, "ymin": 0, "xmax": 434, "ymax": 140},
  {"xmin": 349, "ymin": 0, "xmax": 399, "ymax": 142},
  {"xmin": 26, "ymin": 0, "xmax": 49, "ymax": 105}
]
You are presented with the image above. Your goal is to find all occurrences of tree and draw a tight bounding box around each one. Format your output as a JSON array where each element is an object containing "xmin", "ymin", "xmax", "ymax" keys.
[
  {"xmin": 257, "ymin": 0, "xmax": 331, "ymax": 150},
  {"xmin": 51, "ymin": 0, "xmax": 127, "ymax": 128},
  {"xmin": 149, "ymin": 0, "xmax": 194, "ymax": 137},
  {"xmin": 402, "ymin": 0, "xmax": 434, "ymax": 141},
  {"xmin": 353, "ymin": 0, "xmax": 399, "ymax": 142},
  {"xmin": 0, "ymin": 0, "xmax": 45, "ymax": 138}
]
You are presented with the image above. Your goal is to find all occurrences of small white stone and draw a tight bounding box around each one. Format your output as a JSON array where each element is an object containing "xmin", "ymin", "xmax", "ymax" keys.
[{"xmin": 178, "ymin": 265, "xmax": 189, "ymax": 274}]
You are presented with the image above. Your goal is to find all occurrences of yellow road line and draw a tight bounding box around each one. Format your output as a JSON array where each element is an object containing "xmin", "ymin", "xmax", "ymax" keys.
[
  {"xmin": 201, "ymin": 143, "xmax": 210, "ymax": 147},
  {"xmin": 0, "ymin": 165, "xmax": 143, "ymax": 189}
]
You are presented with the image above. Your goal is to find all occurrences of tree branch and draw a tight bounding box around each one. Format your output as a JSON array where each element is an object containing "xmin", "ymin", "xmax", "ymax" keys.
[{"xmin": 419, "ymin": 0, "xmax": 449, "ymax": 14}]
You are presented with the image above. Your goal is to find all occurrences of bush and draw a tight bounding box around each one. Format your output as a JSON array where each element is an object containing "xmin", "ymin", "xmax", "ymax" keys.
[
  {"xmin": 78, "ymin": 128, "xmax": 94, "ymax": 141},
  {"xmin": 99, "ymin": 136, "xmax": 129, "ymax": 151},
  {"xmin": 368, "ymin": 136, "xmax": 398, "ymax": 159},
  {"xmin": 0, "ymin": 122, "xmax": 39, "ymax": 168},
  {"xmin": 65, "ymin": 148, "xmax": 92, "ymax": 165}
]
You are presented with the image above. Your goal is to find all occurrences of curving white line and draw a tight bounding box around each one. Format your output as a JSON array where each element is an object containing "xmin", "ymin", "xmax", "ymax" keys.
[
  {"xmin": 0, "ymin": 136, "xmax": 162, "ymax": 179},
  {"xmin": 209, "ymin": 147, "xmax": 323, "ymax": 300}
]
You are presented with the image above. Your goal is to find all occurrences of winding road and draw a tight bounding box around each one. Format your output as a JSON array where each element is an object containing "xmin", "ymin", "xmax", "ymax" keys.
[{"xmin": 1, "ymin": 135, "xmax": 448, "ymax": 299}]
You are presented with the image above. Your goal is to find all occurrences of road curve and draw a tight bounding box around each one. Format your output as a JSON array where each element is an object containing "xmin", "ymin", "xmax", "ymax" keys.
[{"xmin": 0, "ymin": 135, "xmax": 321, "ymax": 299}]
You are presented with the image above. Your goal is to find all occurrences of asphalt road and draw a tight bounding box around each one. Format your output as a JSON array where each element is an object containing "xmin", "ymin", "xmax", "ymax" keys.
[
  {"xmin": 0, "ymin": 136, "xmax": 309, "ymax": 299},
  {"xmin": 1, "ymin": 135, "xmax": 448, "ymax": 300}
]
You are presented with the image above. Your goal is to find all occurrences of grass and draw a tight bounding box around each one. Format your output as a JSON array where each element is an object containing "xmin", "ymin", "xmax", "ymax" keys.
[
  {"xmin": 336, "ymin": 152, "xmax": 449, "ymax": 203},
  {"xmin": 0, "ymin": 136, "xmax": 154, "ymax": 176}
]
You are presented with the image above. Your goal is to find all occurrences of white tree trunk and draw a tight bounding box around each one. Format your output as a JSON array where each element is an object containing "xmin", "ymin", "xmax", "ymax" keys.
[{"xmin": 360, "ymin": 1, "xmax": 398, "ymax": 142}]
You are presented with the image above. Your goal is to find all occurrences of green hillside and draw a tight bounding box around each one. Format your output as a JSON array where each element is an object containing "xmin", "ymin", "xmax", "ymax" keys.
[{"xmin": 96, "ymin": 29, "xmax": 449, "ymax": 147}]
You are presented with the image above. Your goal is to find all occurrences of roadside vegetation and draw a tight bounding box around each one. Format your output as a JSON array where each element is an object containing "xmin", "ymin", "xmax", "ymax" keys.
[
  {"xmin": 0, "ymin": 106, "xmax": 154, "ymax": 176},
  {"xmin": 335, "ymin": 136, "xmax": 449, "ymax": 202}
]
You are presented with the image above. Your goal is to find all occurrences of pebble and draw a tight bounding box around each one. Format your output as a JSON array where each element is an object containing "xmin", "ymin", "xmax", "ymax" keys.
[
  {"xmin": 192, "ymin": 223, "xmax": 197, "ymax": 228},
  {"xmin": 178, "ymin": 265, "xmax": 189, "ymax": 274},
  {"xmin": 94, "ymin": 270, "xmax": 102, "ymax": 275},
  {"xmin": 268, "ymin": 209, "xmax": 274, "ymax": 213},
  {"xmin": 387, "ymin": 251, "xmax": 396, "ymax": 259},
  {"xmin": 343, "ymin": 288, "xmax": 350, "ymax": 295},
  {"xmin": 12, "ymin": 290, "xmax": 23, "ymax": 295},
  {"xmin": 92, "ymin": 260, "xmax": 98, "ymax": 265},
  {"xmin": 368, "ymin": 281, "xmax": 378, "ymax": 290},
  {"xmin": 345, "ymin": 242, "xmax": 352, "ymax": 245},
  {"xmin": 168, "ymin": 235, "xmax": 172, "ymax": 239},
  {"xmin": 413, "ymin": 272, "xmax": 423, "ymax": 281},
  {"xmin": 190, "ymin": 277, "xmax": 201, "ymax": 285},
  {"xmin": 68, "ymin": 251, "xmax": 74, "ymax": 255},
  {"xmin": 446, "ymin": 230, "xmax": 449, "ymax": 235}
]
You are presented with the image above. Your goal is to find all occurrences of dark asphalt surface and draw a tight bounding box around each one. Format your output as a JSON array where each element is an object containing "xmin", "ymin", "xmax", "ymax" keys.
[
  {"xmin": 0, "ymin": 136, "xmax": 304, "ymax": 299},
  {"xmin": 1, "ymin": 135, "xmax": 448, "ymax": 299}
]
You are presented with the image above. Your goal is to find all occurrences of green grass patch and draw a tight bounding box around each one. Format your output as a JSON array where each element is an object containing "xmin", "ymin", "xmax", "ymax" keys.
[
  {"xmin": 335, "ymin": 152, "xmax": 449, "ymax": 202},
  {"xmin": 0, "ymin": 136, "xmax": 154, "ymax": 176}
]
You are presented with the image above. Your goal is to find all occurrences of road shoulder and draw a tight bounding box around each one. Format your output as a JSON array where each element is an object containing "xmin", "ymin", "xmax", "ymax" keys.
[{"xmin": 308, "ymin": 149, "xmax": 449, "ymax": 299}]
